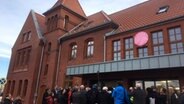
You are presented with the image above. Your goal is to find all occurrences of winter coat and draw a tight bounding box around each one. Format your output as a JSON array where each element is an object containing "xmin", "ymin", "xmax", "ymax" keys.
[
  {"xmin": 178, "ymin": 93, "xmax": 184, "ymax": 104},
  {"xmin": 87, "ymin": 88, "xmax": 99, "ymax": 104},
  {"xmin": 98, "ymin": 91, "xmax": 112, "ymax": 104},
  {"xmin": 112, "ymin": 85, "xmax": 130, "ymax": 104},
  {"xmin": 157, "ymin": 94, "xmax": 167, "ymax": 104},
  {"xmin": 132, "ymin": 88, "xmax": 146, "ymax": 104},
  {"xmin": 171, "ymin": 92, "xmax": 179, "ymax": 104},
  {"xmin": 3, "ymin": 97, "xmax": 12, "ymax": 104},
  {"xmin": 79, "ymin": 90, "xmax": 87, "ymax": 104},
  {"xmin": 71, "ymin": 91, "xmax": 81, "ymax": 104}
]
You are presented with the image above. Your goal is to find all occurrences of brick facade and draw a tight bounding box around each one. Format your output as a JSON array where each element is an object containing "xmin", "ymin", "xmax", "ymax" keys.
[{"xmin": 4, "ymin": 0, "xmax": 184, "ymax": 104}]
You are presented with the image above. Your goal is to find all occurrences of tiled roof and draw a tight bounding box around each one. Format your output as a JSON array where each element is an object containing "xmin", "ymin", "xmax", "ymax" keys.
[
  {"xmin": 61, "ymin": 11, "xmax": 112, "ymax": 38},
  {"xmin": 35, "ymin": 13, "xmax": 46, "ymax": 34},
  {"xmin": 45, "ymin": 0, "xmax": 86, "ymax": 17},
  {"xmin": 31, "ymin": 10, "xmax": 46, "ymax": 41},
  {"xmin": 109, "ymin": 0, "xmax": 184, "ymax": 34}
]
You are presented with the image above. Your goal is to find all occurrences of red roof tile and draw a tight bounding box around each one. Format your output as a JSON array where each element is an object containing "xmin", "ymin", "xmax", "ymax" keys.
[
  {"xmin": 35, "ymin": 13, "xmax": 46, "ymax": 34},
  {"xmin": 109, "ymin": 0, "xmax": 184, "ymax": 33},
  {"xmin": 63, "ymin": 11, "xmax": 111, "ymax": 36}
]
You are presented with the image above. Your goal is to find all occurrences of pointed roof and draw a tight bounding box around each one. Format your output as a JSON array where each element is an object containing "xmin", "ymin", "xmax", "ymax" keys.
[{"xmin": 44, "ymin": 0, "xmax": 86, "ymax": 17}]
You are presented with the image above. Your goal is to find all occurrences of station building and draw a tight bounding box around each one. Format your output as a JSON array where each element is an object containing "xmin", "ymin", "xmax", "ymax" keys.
[{"xmin": 4, "ymin": 0, "xmax": 184, "ymax": 103}]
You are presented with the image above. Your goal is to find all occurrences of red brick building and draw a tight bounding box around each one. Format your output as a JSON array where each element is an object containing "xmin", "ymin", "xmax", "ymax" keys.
[{"xmin": 4, "ymin": 0, "xmax": 184, "ymax": 103}]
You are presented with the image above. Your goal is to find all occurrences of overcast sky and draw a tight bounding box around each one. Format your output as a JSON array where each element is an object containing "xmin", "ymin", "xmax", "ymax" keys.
[{"xmin": 0, "ymin": 0, "xmax": 148, "ymax": 78}]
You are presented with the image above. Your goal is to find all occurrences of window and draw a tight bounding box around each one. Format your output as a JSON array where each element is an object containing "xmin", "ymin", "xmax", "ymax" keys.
[
  {"xmin": 6, "ymin": 81, "xmax": 11, "ymax": 95},
  {"xmin": 10, "ymin": 80, "xmax": 15, "ymax": 95},
  {"xmin": 87, "ymin": 40, "xmax": 94, "ymax": 57},
  {"xmin": 44, "ymin": 64, "xmax": 48, "ymax": 76},
  {"xmin": 16, "ymin": 52, "xmax": 21, "ymax": 66},
  {"xmin": 125, "ymin": 38, "xmax": 134, "ymax": 59},
  {"xmin": 22, "ymin": 31, "xmax": 31, "ymax": 43},
  {"xmin": 25, "ymin": 49, "xmax": 31, "ymax": 65},
  {"xmin": 27, "ymin": 31, "xmax": 31, "ymax": 40},
  {"xmin": 168, "ymin": 27, "xmax": 184, "ymax": 53},
  {"xmin": 71, "ymin": 44, "xmax": 77, "ymax": 59},
  {"xmin": 48, "ymin": 42, "xmax": 52, "ymax": 52},
  {"xmin": 15, "ymin": 47, "xmax": 31, "ymax": 69},
  {"xmin": 54, "ymin": 15, "xmax": 58, "ymax": 28},
  {"xmin": 152, "ymin": 31, "xmax": 164, "ymax": 55},
  {"xmin": 157, "ymin": 6, "xmax": 169, "ymax": 14},
  {"xmin": 64, "ymin": 15, "xmax": 69, "ymax": 30},
  {"xmin": 138, "ymin": 47, "xmax": 148, "ymax": 57},
  {"xmin": 113, "ymin": 40, "xmax": 121, "ymax": 61},
  {"xmin": 17, "ymin": 80, "xmax": 22, "ymax": 96},
  {"xmin": 22, "ymin": 80, "xmax": 28, "ymax": 97}
]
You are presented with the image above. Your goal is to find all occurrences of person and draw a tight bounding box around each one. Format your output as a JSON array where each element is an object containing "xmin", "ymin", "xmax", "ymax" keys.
[
  {"xmin": 146, "ymin": 87, "xmax": 158, "ymax": 104},
  {"xmin": 157, "ymin": 88, "xmax": 167, "ymax": 104},
  {"xmin": 131, "ymin": 83, "xmax": 146, "ymax": 104},
  {"xmin": 52, "ymin": 85, "xmax": 59, "ymax": 103},
  {"xmin": 128, "ymin": 87, "xmax": 134, "ymax": 104},
  {"xmin": 98, "ymin": 86, "xmax": 111, "ymax": 104},
  {"xmin": 13, "ymin": 96, "xmax": 22, "ymax": 104},
  {"xmin": 87, "ymin": 84, "xmax": 99, "ymax": 104},
  {"xmin": 71, "ymin": 86, "xmax": 81, "ymax": 104},
  {"xmin": 58, "ymin": 88, "xmax": 68, "ymax": 104},
  {"xmin": 67, "ymin": 87, "xmax": 72, "ymax": 104},
  {"xmin": 3, "ymin": 94, "xmax": 13, "ymax": 104},
  {"xmin": 112, "ymin": 81, "xmax": 130, "ymax": 104},
  {"xmin": 178, "ymin": 86, "xmax": 184, "ymax": 104},
  {"xmin": 79, "ymin": 85, "xmax": 87, "ymax": 104},
  {"xmin": 171, "ymin": 88, "xmax": 179, "ymax": 104},
  {"xmin": 42, "ymin": 88, "xmax": 54, "ymax": 104}
]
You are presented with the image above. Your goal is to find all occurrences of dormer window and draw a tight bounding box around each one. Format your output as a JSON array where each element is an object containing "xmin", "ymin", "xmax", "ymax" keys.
[{"xmin": 157, "ymin": 6, "xmax": 169, "ymax": 14}]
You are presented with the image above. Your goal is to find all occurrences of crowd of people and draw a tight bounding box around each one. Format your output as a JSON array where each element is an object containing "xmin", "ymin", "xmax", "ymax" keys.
[
  {"xmin": 0, "ymin": 81, "xmax": 184, "ymax": 104},
  {"xmin": 0, "ymin": 93, "xmax": 22, "ymax": 104},
  {"xmin": 42, "ymin": 82, "xmax": 184, "ymax": 104}
]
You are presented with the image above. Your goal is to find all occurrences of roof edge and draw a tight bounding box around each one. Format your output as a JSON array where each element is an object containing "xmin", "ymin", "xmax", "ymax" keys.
[
  {"xmin": 31, "ymin": 10, "xmax": 46, "ymax": 43},
  {"xmin": 59, "ymin": 21, "xmax": 118, "ymax": 42}
]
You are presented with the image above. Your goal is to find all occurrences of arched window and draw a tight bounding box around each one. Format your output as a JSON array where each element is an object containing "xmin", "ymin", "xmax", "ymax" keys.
[
  {"xmin": 22, "ymin": 80, "xmax": 28, "ymax": 97},
  {"xmin": 71, "ymin": 44, "xmax": 77, "ymax": 59},
  {"xmin": 10, "ymin": 80, "xmax": 15, "ymax": 95},
  {"xmin": 48, "ymin": 42, "xmax": 52, "ymax": 52},
  {"xmin": 44, "ymin": 64, "xmax": 48, "ymax": 76},
  {"xmin": 17, "ymin": 80, "xmax": 22, "ymax": 96},
  {"xmin": 64, "ymin": 15, "xmax": 69, "ymax": 30},
  {"xmin": 86, "ymin": 40, "xmax": 94, "ymax": 57},
  {"xmin": 6, "ymin": 80, "xmax": 11, "ymax": 95},
  {"xmin": 54, "ymin": 14, "xmax": 58, "ymax": 28}
]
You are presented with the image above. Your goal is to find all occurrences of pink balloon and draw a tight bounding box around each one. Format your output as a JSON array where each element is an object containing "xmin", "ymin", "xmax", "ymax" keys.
[{"xmin": 134, "ymin": 32, "xmax": 148, "ymax": 47}]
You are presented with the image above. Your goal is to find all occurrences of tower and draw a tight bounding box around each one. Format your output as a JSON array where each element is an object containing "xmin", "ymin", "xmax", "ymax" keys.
[{"xmin": 36, "ymin": 0, "xmax": 86, "ymax": 103}]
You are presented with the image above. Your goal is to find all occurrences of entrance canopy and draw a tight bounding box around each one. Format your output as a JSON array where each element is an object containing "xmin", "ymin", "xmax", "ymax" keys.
[{"xmin": 67, "ymin": 53, "xmax": 184, "ymax": 75}]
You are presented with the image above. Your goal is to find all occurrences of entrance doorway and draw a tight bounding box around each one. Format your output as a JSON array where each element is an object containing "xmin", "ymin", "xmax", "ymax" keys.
[{"xmin": 135, "ymin": 80, "xmax": 180, "ymax": 104}]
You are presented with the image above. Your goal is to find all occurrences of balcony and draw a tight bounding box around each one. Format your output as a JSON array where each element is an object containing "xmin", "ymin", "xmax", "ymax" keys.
[{"xmin": 66, "ymin": 53, "xmax": 184, "ymax": 75}]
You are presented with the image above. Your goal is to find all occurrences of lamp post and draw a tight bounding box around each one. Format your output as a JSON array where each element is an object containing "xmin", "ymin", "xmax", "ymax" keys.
[{"xmin": 97, "ymin": 71, "xmax": 101, "ymax": 91}]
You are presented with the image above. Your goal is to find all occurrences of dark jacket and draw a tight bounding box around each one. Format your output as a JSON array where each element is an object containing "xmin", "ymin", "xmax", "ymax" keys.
[
  {"xmin": 58, "ymin": 90, "xmax": 68, "ymax": 104},
  {"xmin": 171, "ymin": 92, "xmax": 179, "ymax": 104},
  {"xmin": 132, "ymin": 88, "xmax": 146, "ymax": 104},
  {"xmin": 3, "ymin": 97, "xmax": 12, "ymax": 104},
  {"xmin": 87, "ymin": 88, "xmax": 99, "ymax": 104},
  {"xmin": 71, "ymin": 91, "xmax": 81, "ymax": 104},
  {"xmin": 98, "ymin": 90, "xmax": 112, "ymax": 104},
  {"xmin": 178, "ymin": 93, "xmax": 184, "ymax": 104},
  {"xmin": 80, "ymin": 90, "xmax": 87, "ymax": 104},
  {"xmin": 157, "ymin": 94, "xmax": 167, "ymax": 104},
  {"xmin": 146, "ymin": 88, "xmax": 158, "ymax": 104}
]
